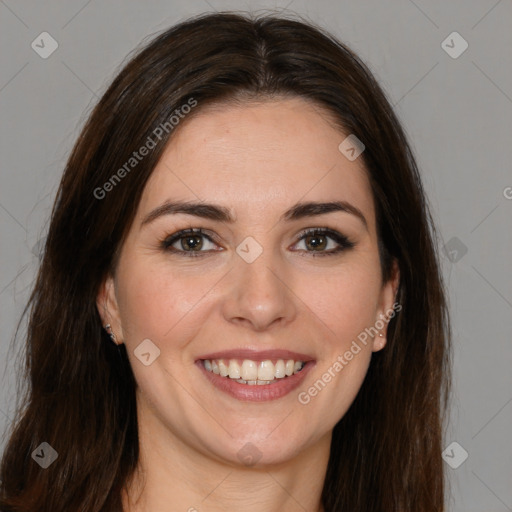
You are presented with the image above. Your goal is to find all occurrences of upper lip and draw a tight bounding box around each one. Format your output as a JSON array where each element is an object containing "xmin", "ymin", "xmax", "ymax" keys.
[{"xmin": 196, "ymin": 348, "xmax": 315, "ymax": 362}]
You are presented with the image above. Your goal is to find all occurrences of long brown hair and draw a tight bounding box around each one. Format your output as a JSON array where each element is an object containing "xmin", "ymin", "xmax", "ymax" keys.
[{"xmin": 0, "ymin": 11, "xmax": 451, "ymax": 511}]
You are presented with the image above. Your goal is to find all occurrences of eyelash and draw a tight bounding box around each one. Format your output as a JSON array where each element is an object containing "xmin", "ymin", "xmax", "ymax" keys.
[{"xmin": 160, "ymin": 227, "xmax": 355, "ymax": 258}]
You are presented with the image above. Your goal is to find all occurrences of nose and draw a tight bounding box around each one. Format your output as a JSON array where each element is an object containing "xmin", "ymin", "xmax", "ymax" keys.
[{"xmin": 221, "ymin": 249, "xmax": 298, "ymax": 332}]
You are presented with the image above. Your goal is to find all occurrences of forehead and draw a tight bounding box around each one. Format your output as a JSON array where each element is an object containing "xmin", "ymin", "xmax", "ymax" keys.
[{"xmin": 138, "ymin": 97, "xmax": 375, "ymax": 231}]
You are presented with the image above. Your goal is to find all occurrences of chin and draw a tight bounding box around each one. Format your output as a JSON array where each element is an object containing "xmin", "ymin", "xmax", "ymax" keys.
[{"xmin": 211, "ymin": 432, "xmax": 308, "ymax": 468}]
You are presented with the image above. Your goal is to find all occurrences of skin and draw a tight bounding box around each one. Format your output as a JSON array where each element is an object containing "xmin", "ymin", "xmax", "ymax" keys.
[{"xmin": 97, "ymin": 97, "xmax": 400, "ymax": 512}]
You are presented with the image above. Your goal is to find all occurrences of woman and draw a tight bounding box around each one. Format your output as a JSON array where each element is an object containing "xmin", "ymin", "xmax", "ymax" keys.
[{"xmin": 0, "ymin": 11, "xmax": 451, "ymax": 511}]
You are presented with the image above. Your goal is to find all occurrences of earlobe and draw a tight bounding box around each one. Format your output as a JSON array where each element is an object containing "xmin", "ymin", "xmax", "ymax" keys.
[
  {"xmin": 96, "ymin": 275, "xmax": 123, "ymax": 344},
  {"xmin": 372, "ymin": 332, "xmax": 386, "ymax": 352}
]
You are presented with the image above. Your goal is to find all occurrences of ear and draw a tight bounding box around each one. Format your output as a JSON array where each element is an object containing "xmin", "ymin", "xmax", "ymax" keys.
[
  {"xmin": 372, "ymin": 259, "xmax": 400, "ymax": 353},
  {"xmin": 96, "ymin": 273, "xmax": 124, "ymax": 345}
]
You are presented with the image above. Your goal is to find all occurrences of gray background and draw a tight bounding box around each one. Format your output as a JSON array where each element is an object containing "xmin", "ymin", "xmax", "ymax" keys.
[{"xmin": 1, "ymin": 1, "xmax": 511, "ymax": 510}]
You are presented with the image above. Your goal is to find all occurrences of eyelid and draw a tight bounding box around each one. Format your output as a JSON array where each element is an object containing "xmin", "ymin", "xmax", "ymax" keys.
[
  {"xmin": 291, "ymin": 227, "xmax": 355, "ymax": 253},
  {"xmin": 161, "ymin": 227, "xmax": 222, "ymax": 249},
  {"xmin": 160, "ymin": 226, "xmax": 355, "ymax": 256}
]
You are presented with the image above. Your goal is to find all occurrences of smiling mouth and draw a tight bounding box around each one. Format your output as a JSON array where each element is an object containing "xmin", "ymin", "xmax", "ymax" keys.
[{"xmin": 200, "ymin": 358, "xmax": 306, "ymax": 385}]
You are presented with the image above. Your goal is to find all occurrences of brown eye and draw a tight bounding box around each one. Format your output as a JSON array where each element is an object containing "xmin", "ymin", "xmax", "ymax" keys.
[
  {"xmin": 293, "ymin": 228, "xmax": 355, "ymax": 257},
  {"xmin": 304, "ymin": 233, "xmax": 328, "ymax": 251},
  {"xmin": 161, "ymin": 228, "xmax": 220, "ymax": 257},
  {"xmin": 180, "ymin": 234, "xmax": 204, "ymax": 251}
]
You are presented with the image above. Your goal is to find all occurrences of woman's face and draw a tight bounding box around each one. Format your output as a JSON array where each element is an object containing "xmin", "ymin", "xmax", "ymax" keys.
[{"xmin": 98, "ymin": 97, "xmax": 399, "ymax": 467}]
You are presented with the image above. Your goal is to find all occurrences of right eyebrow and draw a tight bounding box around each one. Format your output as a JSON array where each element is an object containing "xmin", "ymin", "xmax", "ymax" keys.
[{"xmin": 141, "ymin": 200, "xmax": 233, "ymax": 226}]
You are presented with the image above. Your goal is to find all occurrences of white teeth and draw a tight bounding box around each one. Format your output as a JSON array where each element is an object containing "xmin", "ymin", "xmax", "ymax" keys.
[
  {"xmin": 202, "ymin": 358, "xmax": 306, "ymax": 383},
  {"xmin": 241, "ymin": 360, "xmax": 258, "ymax": 381},
  {"xmin": 275, "ymin": 359, "xmax": 286, "ymax": 378},
  {"xmin": 228, "ymin": 360, "xmax": 241, "ymax": 379},
  {"xmin": 218, "ymin": 360, "xmax": 229, "ymax": 377},
  {"xmin": 258, "ymin": 360, "xmax": 275, "ymax": 381}
]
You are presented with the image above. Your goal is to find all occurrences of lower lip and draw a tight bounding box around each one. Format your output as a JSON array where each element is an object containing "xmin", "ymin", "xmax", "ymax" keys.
[{"xmin": 195, "ymin": 360, "xmax": 315, "ymax": 402}]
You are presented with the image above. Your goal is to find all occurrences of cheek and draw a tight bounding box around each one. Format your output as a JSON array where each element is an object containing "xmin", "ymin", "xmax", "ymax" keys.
[
  {"xmin": 116, "ymin": 257, "xmax": 220, "ymax": 345},
  {"xmin": 299, "ymin": 260, "xmax": 382, "ymax": 413},
  {"xmin": 116, "ymin": 262, "xmax": 178, "ymax": 342},
  {"xmin": 298, "ymin": 262, "xmax": 382, "ymax": 348},
  {"xmin": 295, "ymin": 269, "xmax": 380, "ymax": 424}
]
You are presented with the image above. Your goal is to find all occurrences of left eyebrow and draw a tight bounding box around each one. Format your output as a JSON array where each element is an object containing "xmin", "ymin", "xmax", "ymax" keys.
[
  {"xmin": 282, "ymin": 200, "xmax": 368, "ymax": 230},
  {"xmin": 141, "ymin": 199, "xmax": 368, "ymax": 231}
]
